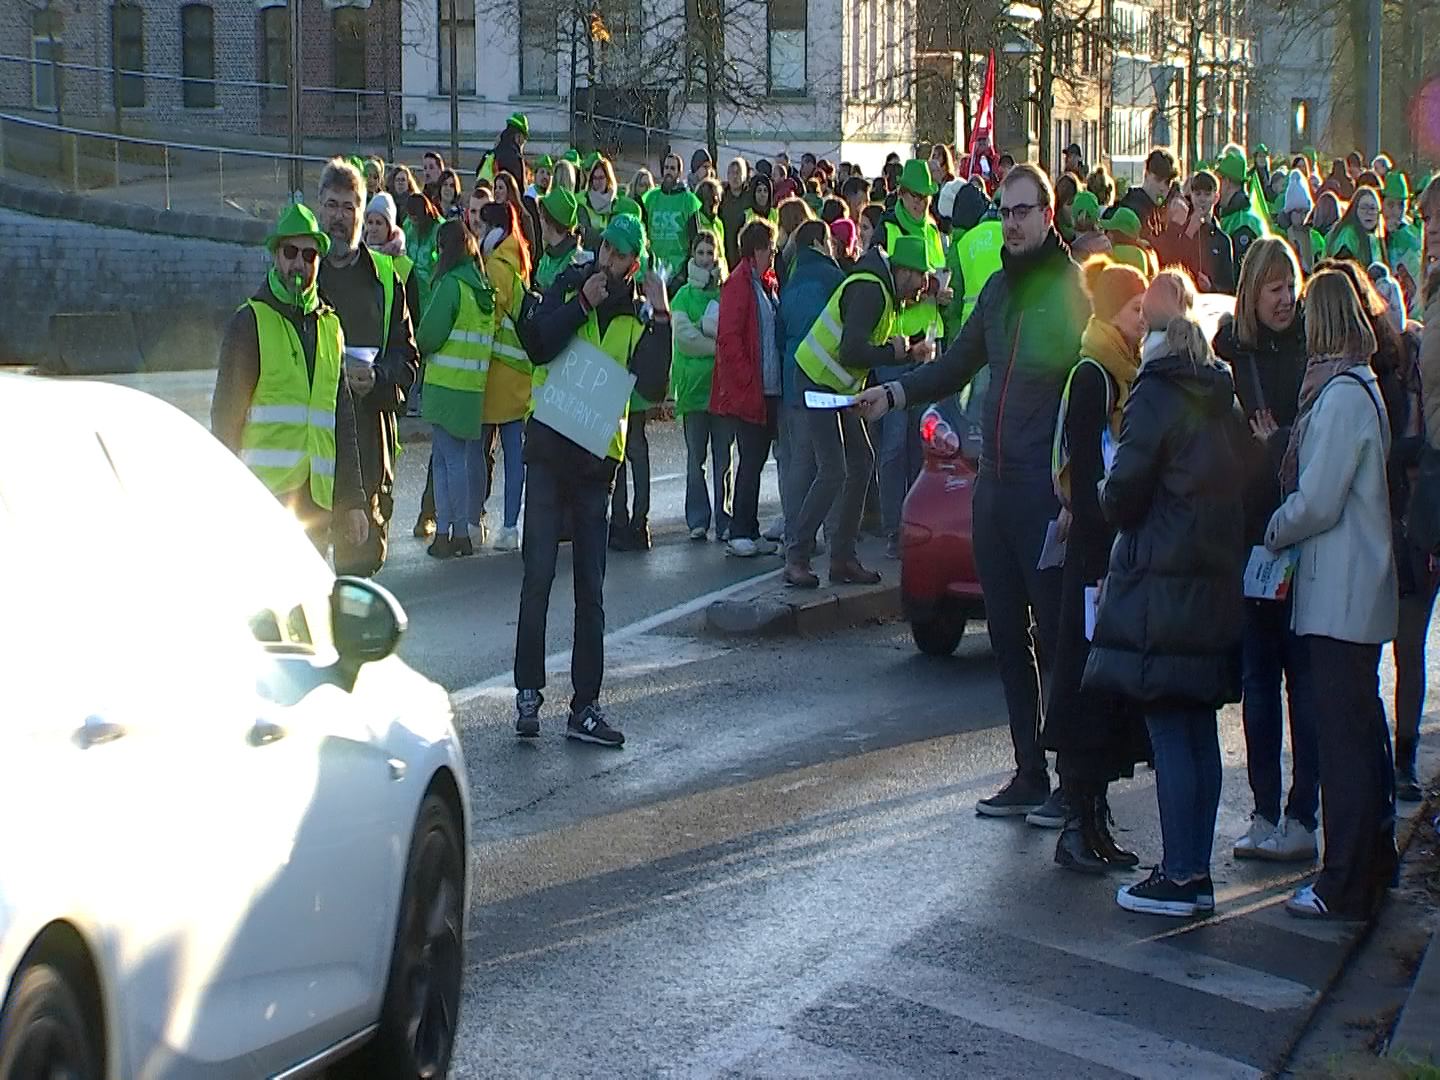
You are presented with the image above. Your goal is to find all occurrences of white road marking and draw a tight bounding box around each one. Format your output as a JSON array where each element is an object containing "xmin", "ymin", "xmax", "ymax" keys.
[
  {"xmin": 448, "ymin": 568, "xmax": 782, "ymax": 705},
  {"xmin": 867, "ymin": 956, "xmax": 1265, "ymax": 1079},
  {"xmin": 721, "ymin": 1034, "xmax": 915, "ymax": 1077}
]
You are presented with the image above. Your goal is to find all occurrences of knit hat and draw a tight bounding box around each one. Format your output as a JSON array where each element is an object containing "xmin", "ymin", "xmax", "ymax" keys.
[
  {"xmin": 891, "ymin": 235, "xmax": 930, "ymax": 274},
  {"xmin": 898, "ymin": 158, "xmax": 938, "ymax": 196},
  {"xmin": 602, "ymin": 214, "xmax": 646, "ymax": 257},
  {"xmin": 265, "ymin": 202, "xmax": 330, "ymax": 256},
  {"xmin": 366, "ymin": 191, "xmax": 397, "ymax": 228},
  {"xmin": 1071, "ymin": 190, "xmax": 1102, "ymax": 224},
  {"xmin": 1283, "ymin": 170, "xmax": 1314, "ymax": 216},
  {"xmin": 1384, "ymin": 171, "xmax": 1409, "ymax": 202},
  {"xmin": 1089, "ymin": 262, "xmax": 1148, "ymax": 322},
  {"xmin": 691, "ymin": 148, "xmax": 713, "ymax": 172},
  {"xmin": 506, "ymin": 112, "xmax": 529, "ymax": 138},
  {"xmin": 540, "ymin": 188, "xmax": 578, "ymax": 230},
  {"xmin": 1101, "ymin": 206, "xmax": 1142, "ymax": 240},
  {"xmin": 612, "ymin": 195, "xmax": 643, "ymax": 219},
  {"xmin": 1215, "ymin": 149, "xmax": 1248, "ymax": 185},
  {"xmin": 829, "ymin": 217, "xmax": 856, "ymax": 257}
]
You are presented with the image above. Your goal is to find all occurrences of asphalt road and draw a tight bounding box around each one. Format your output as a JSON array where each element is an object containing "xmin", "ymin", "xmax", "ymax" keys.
[{"xmin": 370, "ymin": 417, "xmax": 1439, "ymax": 1079}]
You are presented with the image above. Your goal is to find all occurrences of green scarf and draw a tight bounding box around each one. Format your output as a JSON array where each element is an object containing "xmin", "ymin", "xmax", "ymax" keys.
[
  {"xmin": 893, "ymin": 200, "xmax": 945, "ymax": 270},
  {"xmin": 268, "ymin": 267, "xmax": 319, "ymax": 314}
]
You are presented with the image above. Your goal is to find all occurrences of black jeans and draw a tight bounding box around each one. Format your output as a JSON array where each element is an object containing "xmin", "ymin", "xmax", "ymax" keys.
[
  {"xmin": 514, "ymin": 457, "xmax": 611, "ymax": 713},
  {"xmin": 971, "ymin": 474, "xmax": 1063, "ymax": 781},
  {"xmin": 1393, "ymin": 543, "xmax": 1439, "ymax": 754},
  {"xmin": 611, "ymin": 411, "xmax": 651, "ymax": 529},
  {"xmin": 1240, "ymin": 598, "xmax": 1319, "ymax": 830},
  {"xmin": 1305, "ymin": 635, "xmax": 1397, "ymax": 916},
  {"xmin": 720, "ymin": 398, "xmax": 779, "ymax": 540}
]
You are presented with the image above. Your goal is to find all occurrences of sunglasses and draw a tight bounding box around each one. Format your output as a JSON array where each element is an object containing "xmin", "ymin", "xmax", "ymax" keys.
[{"xmin": 281, "ymin": 244, "xmax": 321, "ymax": 263}]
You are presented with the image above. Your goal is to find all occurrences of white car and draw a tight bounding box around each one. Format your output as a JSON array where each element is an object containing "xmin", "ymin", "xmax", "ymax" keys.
[{"xmin": 0, "ymin": 375, "xmax": 468, "ymax": 1079}]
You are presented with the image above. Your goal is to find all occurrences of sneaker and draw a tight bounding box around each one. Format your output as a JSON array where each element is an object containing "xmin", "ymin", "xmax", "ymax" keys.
[
  {"xmin": 567, "ymin": 703, "xmax": 625, "ymax": 747},
  {"xmin": 1233, "ymin": 815, "xmax": 1279, "ymax": 860},
  {"xmin": 689, "ymin": 526, "xmax": 709, "ymax": 541},
  {"xmin": 1396, "ymin": 763, "xmax": 1423, "ymax": 802},
  {"xmin": 727, "ymin": 537, "xmax": 759, "ymax": 557},
  {"xmin": 492, "ymin": 526, "xmax": 520, "ymax": 552},
  {"xmin": 1025, "ymin": 789, "xmax": 1068, "ymax": 829},
  {"xmin": 1193, "ymin": 875, "xmax": 1215, "ymax": 912},
  {"xmin": 753, "ymin": 538, "xmax": 780, "ymax": 555},
  {"xmin": 885, "ymin": 536, "xmax": 901, "ymax": 560},
  {"xmin": 515, "ymin": 689, "xmax": 542, "ymax": 738},
  {"xmin": 426, "ymin": 533, "xmax": 454, "ymax": 559},
  {"xmin": 1254, "ymin": 817, "xmax": 1318, "ymax": 862},
  {"xmin": 1117, "ymin": 867, "xmax": 1199, "ymax": 918},
  {"xmin": 976, "ymin": 773, "xmax": 1048, "ymax": 817},
  {"xmin": 1284, "ymin": 884, "xmax": 1340, "ymax": 920},
  {"xmin": 763, "ymin": 516, "xmax": 785, "ymax": 542}
]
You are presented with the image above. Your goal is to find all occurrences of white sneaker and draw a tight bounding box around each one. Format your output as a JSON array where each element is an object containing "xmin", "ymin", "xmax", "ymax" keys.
[
  {"xmin": 727, "ymin": 537, "xmax": 759, "ymax": 557},
  {"xmin": 753, "ymin": 537, "xmax": 779, "ymax": 556},
  {"xmin": 763, "ymin": 516, "xmax": 785, "ymax": 542},
  {"xmin": 467, "ymin": 519, "xmax": 489, "ymax": 547},
  {"xmin": 689, "ymin": 526, "xmax": 708, "ymax": 541},
  {"xmin": 492, "ymin": 526, "xmax": 520, "ymax": 551},
  {"xmin": 1254, "ymin": 817, "xmax": 1318, "ymax": 862},
  {"xmin": 1233, "ymin": 816, "xmax": 1278, "ymax": 860}
]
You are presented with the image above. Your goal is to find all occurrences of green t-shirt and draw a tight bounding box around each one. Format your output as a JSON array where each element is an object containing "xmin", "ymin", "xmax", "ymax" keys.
[
  {"xmin": 643, "ymin": 186, "xmax": 702, "ymax": 279},
  {"xmin": 670, "ymin": 281, "xmax": 721, "ymax": 418}
]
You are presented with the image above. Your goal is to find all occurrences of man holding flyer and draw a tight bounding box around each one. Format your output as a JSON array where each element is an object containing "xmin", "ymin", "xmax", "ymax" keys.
[
  {"xmin": 512, "ymin": 215, "xmax": 672, "ymax": 747},
  {"xmin": 785, "ymin": 236, "xmax": 931, "ymax": 588}
]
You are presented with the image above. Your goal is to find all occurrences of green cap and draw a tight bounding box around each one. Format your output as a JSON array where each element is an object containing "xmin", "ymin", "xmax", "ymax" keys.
[
  {"xmin": 898, "ymin": 158, "xmax": 938, "ymax": 196},
  {"xmin": 563, "ymin": 148, "xmax": 582, "ymax": 165},
  {"xmin": 265, "ymin": 202, "xmax": 330, "ymax": 256},
  {"xmin": 506, "ymin": 112, "xmax": 529, "ymax": 137},
  {"xmin": 1215, "ymin": 149, "xmax": 1248, "ymax": 185},
  {"xmin": 1102, "ymin": 206, "xmax": 1142, "ymax": 240},
  {"xmin": 1384, "ymin": 171, "xmax": 1409, "ymax": 202},
  {"xmin": 612, "ymin": 195, "xmax": 643, "ymax": 219},
  {"xmin": 540, "ymin": 188, "xmax": 578, "ymax": 230},
  {"xmin": 1071, "ymin": 191, "xmax": 1101, "ymax": 222},
  {"xmin": 890, "ymin": 235, "xmax": 930, "ymax": 274},
  {"xmin": 536, "ymin": 154, "xmax": 555, "ymax": 170},
  {"xmin": 1253, "ymin": 143, "xmax": 1269, "ymax": 157},
  {"xmin": 602, "ymin": 214, "xmax": 646, "ymax": 257}
]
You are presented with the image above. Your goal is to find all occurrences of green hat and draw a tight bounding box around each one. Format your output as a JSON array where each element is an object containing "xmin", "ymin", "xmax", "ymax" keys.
[
  {"xmin": 506, "ymin": 112, "xmax": 529, "ymax": 138},
  {"xmin": 346, "ymin": 154, "xmax": 366, "ymax": 175},
  {"xmin": 1215, "ymin": 149, "xmax": 1248, "ymax": 185},
  {"xmin": 1102, "ymin": 206, "xmax": 1142, "ymax": 240},
  {"xmin": 612, "ymin": 195, "xmax": 643, "ymax": 219},
  {"xmin": 265, "ymin": 202, "xmax": 330, "ymax": 257},
  {"xmin": 1071, "ymin": 191, "xmax": 1101, "ymax": 222},
  {"xmin": 1384, "ymin": 171, "xmax": 1409, "ymax": 202},
  {"xmin": 890, "ymin": 235, "xmax": 930, "ymax": 274},
  {"xmin": 536, "ymin": 154, "xmax": 555, "ymax": 170},
  {"xmin": 582, "ymin": 151, "xmax": 602, "ymax": 171},
  {"xmin": 602, "ymin": 214, "xmax": 646, "ymax": 257},
  {"xmin": 563, "ymin": 148, "xmax": 582, "ymax": 165},
  {"xmin": 1253, "ymin": 143, "xmax": 1269, "ymax": 157},
  {"xmin": 540, "ymin": 188, "xmax": 578, "ymax": 230},
  {"xmin": 898, "ymin": 158, "xmax": 938, "ymax": 197}
]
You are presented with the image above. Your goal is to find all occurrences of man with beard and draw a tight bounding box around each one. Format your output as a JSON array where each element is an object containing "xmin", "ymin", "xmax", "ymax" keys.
[
  {"xmin": 643, "ymin": 152, "xmax": 703, "ymax": 281},
  {"xmin": 512, "ymin": 215, "xmax": 672, "ymax": 747},
  {"xmin": 315, "ymin": 157, "xmax": 421, "ymax": 576}
]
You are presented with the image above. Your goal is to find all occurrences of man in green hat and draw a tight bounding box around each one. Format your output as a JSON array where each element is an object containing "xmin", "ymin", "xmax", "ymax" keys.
[
  {"xmin": 511, "ymin": 212, "xmax": 672, "ymax": 748},
  {"xmin": 534, "ymin": 188, "xmax": 592, "ymax": 291},
  {"xmin": 787, "ymin": 231, "xmax": 932, "ymax": 589},
  {"xmin": 1215, "ymin": 147, "xmax": 1264, "ymax": 260},
  {"xmin": 529, "ymin": 154, "xmax": 555, "ymax": 199},
  {"xmin": 479, "ymin": 112, "xmax": 529, "ymax": 187},
  {"xmin": 213, "ymin": 201, "xmax": 368, "ymax": 551},
  {"xmin": 874, "ymin": 159, "xmax": 951, "ymax": 332},
  {"xmin": 1382, "ymin": 171, "xmax": 1422, "ymax": 301}
]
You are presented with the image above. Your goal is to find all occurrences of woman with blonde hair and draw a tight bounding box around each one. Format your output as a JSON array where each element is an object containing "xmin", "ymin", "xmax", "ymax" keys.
[
  {"xmin": 578, "ymin": 157, "xmax": 618, "ymax": 251},
  {"xmin": 1265, "ymin": 269, "xmax": 1398, "ymax": 919},
  {"xmin": 629, "ymin": 167, "xmax": 655, "ymax": 202},
  {"xmin": 1324, "ymin": 184, "xmax": 1387, "ymax": 267}
]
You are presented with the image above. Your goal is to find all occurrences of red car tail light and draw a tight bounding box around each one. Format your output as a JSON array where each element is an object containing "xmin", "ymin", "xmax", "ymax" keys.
[{"xmin": 920, "ymin": 407, "xmax": 960, "ymax": 458}]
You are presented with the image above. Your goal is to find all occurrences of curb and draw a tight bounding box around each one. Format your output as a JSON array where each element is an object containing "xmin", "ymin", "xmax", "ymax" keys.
[
  {"xmin": 705, "ymin": 574, "xmax": 900, "ymax": 636},
  {"xmin": 1388, "ymin": 792, "xmax": 1440, "ymax": 1065}
]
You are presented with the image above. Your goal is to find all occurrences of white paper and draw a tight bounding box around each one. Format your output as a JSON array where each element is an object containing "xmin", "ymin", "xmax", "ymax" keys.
[
  {"xmin": 1037, "ymin": 518, "xmax": 1067, "ymax": 570},
  {"xmin": 1084, "ymin": 585, "xmax": 1100, "ymax": 642},
  {"xmin": 804, "ymin": 390, "xmax": 857, "ymax": 410},
  {"xmin": 344, "ymin": 346, "xmax": 378, "ymax": 367},
  {"xmin": 1243, "ymin": 545, "xmax": 1299, "ymax": 601},
  {"xmin": 530, "ymin": 338, "xmax": 637, "ymax": 460}
]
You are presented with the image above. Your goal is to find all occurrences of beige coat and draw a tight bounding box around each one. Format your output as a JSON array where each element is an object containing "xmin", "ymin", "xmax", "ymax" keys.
[{"xmin": 1266, "ymin": 366, "xmax": 1398, "ymax": 644}]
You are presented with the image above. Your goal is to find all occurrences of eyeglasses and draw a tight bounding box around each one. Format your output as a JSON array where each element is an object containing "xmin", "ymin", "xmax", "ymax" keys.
[
  {"xmin": 999, "ymin": 203, "xmax": 1040, "ymax": 222},
  {"xmin": 281, "ymin": 244, "xmax": 321, "ymax": 263}
]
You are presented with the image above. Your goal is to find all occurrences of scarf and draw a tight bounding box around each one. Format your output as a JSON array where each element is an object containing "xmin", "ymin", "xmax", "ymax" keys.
[
  {"xmin": 589, "ymin": 190, "xmax": 613, "ymax": 214},
  {"xmin": 267, "ymin": 267, "xmax": 319, "ymax": 314},
  {"xmin": 1280, "ymin": 352, "xmax": 1368, "ymax": 494},
  {"xmin": 893, "ymin": 199, "xmax": 945, "ymax": 269},
  {"xmin": 751, "ymin": 268, "xmax": 781, "ymax": 396},
  {"xmin": 376, "ymin": 226, "xmax": 406, "ymax": 258},
  {"xmin": 1079, "ymin": 316, "xmax": 1140, "ymax": 436},
  {"xmin": 686, "ymin": 258, "xmax": 715, "ymax": 290}
]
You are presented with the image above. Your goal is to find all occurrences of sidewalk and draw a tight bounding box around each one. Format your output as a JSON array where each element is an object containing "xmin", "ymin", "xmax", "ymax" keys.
[{"xmin": 1388, "ymin": 789, "xmax": 1440, "ymax": 1065}]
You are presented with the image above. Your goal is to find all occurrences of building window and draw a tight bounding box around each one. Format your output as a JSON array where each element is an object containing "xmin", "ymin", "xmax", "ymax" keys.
[
  {"xmin": 437, "ymin": 0, "xmax": 476, "ymax": 95},
  {"xmin": 31, "ymin": 12, "xmax": 60, "ymax": 111},
  {"xmin": 519, "ymin": 0, "xmax": 557, "ymax": 96},
  {"xmin": 333, "ymin": 8, "xmax": 366, "ymax": 90},
  {"xmin": 182, "ymin": 5, "xmax": 215, "ymax": 107},
  {"xmin": 260, "ymin": 6, "xmax": 288, "ymax": 110},
  {"xmin": 111, "ymin": 4, "xmax": 145, "ymax": 108},
  {"xmin": 767, "ymin": 0, "xmax": 806, "ymax": 94}
]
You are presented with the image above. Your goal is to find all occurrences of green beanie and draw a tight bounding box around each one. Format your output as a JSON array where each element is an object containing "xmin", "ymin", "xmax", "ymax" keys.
[
  {"xmin": 541, "ymin": 189, "xmax": 578, "ymax": 230},
  {"xmin": 265, "ymin": 202, "xmax": 331, "ymax": 256},
  {"xmin": 602, "ymin": 214, "xmax": 646, "ymax": 257}
]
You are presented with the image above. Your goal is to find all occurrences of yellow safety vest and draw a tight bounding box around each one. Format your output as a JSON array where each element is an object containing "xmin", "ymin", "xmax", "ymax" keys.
[
  {"xmin": 794, "ymin": 270, "xmax": 895, "ymax": 395},
  {"xmin": 492, "ymin": 288, "xmax": 533, "ymax": 377},
  {"xmin": 424, "ymin": 278, "xmax": 493, "ymax": 394},
  {"xmin": 955, "ymin": 220, "xmax": 1003, "ymax": 327},
  {"xmin": 240, "ymin": 300, "xmax": 342, "ymax": 510},
  {"xmin": 529, "ymin": 301, "xmax": 643, "ymax": 462}
]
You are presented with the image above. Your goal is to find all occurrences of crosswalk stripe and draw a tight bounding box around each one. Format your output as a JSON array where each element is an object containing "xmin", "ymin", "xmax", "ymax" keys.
[
  {"xmin": 866, "ymin": 956, "xmax": 1266, "ymax": 1080},
  {"xmin": 1244, "ymin": 899, "xmax": 1359, "ymax": 944},
  {"xmin": 732, "ymin": 1035, "xmax": 914, "ymax": 1078}
]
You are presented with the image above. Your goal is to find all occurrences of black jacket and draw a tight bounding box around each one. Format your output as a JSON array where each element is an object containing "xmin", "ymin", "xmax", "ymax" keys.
[
  {"xmin": 1115, "ymin": 185, "xmax": 1166, "ymax": 245},
  {"xmin": 1082, "ymin": 348, "xmax": 1248, "ymax": 709},
  {"xmin": 518, "ymin": 262, "xmax": 672, "ymax": 481}
]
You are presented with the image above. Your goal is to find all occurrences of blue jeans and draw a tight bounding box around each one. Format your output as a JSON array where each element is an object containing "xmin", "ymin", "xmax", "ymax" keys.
[
  {"xmin": 1146, "ymin": 707, "xmax": 1222, "ymax": 882},
  {"xmin": 683, "ymin": 412, "xmax": 733, "ymax": 535},
  {"xmin": 1240, "ymin": 598, "xmax": 1319, "ymax": 830},
  {"xmin": 875, "ymin": 406, "xmax": 922, "ymax": 537},
  {"xmin": 430, "ymin": 425, "xmax": 486, "ymax": 533},
  {"xmin": 480, "ymin": 420, "xmax": 525, "ymax": 529}
]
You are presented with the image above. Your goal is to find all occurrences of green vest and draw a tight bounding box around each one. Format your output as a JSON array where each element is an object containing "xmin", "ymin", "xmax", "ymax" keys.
[
  {"xmin": 795, "ymin": 270, "xmax": 895, "ymax": 394},
  {"xmin": 882, "ymin": 214, "xmax": 945, "ymax": 338},
  {"xmin": 529, "ymin": 302, "xmax": 644, "ymax": 462},
  {"xmin": 395, "ymin": 255, "xmax": 414, "ymax": 283},
  {"xmin": 240, "ymin": 300, "xmax": 342, "ymax": 510},
  {"xmin": 954, "ymin": 220, "xmax": 1004, "ymax": 327},
  {"xmin": 423, "ymin": 277, "xmax": 493, "ymax": 395}
]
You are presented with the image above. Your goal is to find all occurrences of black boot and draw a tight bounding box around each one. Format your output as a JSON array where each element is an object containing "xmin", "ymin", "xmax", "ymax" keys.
[
  {"xmin": 1092, "ymin": 794, "xmax": 1140, "ymax": 867},
  {"xmin": 1055, "ymin": 796, "xmax": 1109, "ymax": 874},
  {"xmin": 1396, "ymin": 740, "xmax": 1422, "ymax": 802}
]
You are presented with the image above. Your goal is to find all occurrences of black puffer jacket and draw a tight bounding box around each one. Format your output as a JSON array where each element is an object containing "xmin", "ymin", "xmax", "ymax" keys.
[{"xmin": 1083, "ymin": 335, "xmax": 1248, "ymax": 709}]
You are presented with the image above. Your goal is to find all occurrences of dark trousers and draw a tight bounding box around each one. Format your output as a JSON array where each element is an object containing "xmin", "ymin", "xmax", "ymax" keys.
[
  {"xmin": 971, "ymin": 475, "xmax": 1063, "ymax": 780},
  {"xmin": 611, "ymin": 411, "xmax": 651, "ymax": 529},
  {"xmin": 1393, "ymin": 545, "xmax": 1439, "ymax": 754},
  {"xmin": 787, "ymin": 405, "xmax": 873, "ymax": 564},
  {"xmin": 514, "ymin": 457, "xmax": 611, "ymax": 713},
  {"xmin": 721, "ymin": 398, "xmax": 779, "ymax": 540},
  {"xmin": 1306, "ymin": 635, "xmax": 1397, "ymax": 916},
  {"xmin": 1240, "ymin": 598, "xmax": 1320, "ymax": 830},
  {"xmin": 333, "ymin": 489, "xmax": 392, "ymax": 577},
  {"xmin": 1145, "ymin": 706, "xmax": 1222, "ymax": 882}
]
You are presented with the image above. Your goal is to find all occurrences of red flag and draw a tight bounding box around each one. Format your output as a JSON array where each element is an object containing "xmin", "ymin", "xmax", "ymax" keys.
[{"xmin": 967, "ymin": 50, "xmax": 996, "ymax": 180}]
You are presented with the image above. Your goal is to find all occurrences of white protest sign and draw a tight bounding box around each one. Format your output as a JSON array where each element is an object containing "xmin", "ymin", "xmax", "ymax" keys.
[{"xmin": 531, "ymin": 337, "xmax": 637, "ymax": 460}]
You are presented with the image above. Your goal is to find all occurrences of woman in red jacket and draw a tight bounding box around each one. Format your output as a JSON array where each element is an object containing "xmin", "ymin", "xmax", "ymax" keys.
[{"xmin": 712, "ymin": 219, "xmax": 782, "ymax": 557}]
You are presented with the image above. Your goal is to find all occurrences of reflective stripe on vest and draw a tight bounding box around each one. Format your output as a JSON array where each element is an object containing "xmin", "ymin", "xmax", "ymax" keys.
[
  {"xmin": 424, "ymin": 278, "xmax": 493, "ymax": 393},
  {"xmin": 239, "ymin": 300, "xmax": 341, "ymax": 510},
  {"xmin": 956, "ymin": 221, "xmax": 1004, "ymax": 327},
  {"xmin": 529, "ymin": 301, "xmax": 642, "ymax": 462},
  {"xmin": 794, "ymin": 270, "xmax": 895, "ymax": 395},
  {"xmin": 1051, "ymin": 356, "xmax": 1116, "ymax": 506},
  {"xmin": 492, "ymin": 313, "xmax": 533, "ymax": 375}
]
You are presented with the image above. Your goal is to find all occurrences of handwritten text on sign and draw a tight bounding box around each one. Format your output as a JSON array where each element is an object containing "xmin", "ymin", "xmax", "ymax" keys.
[{"xmin": 531, "ymin": 338, "xmax": 636, "ymax": 459}]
